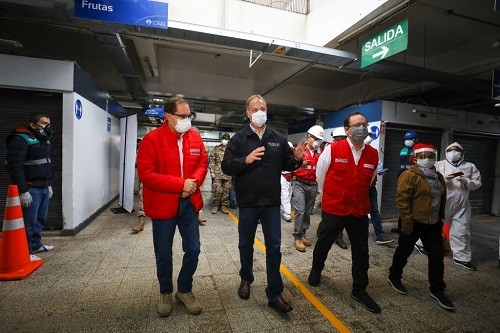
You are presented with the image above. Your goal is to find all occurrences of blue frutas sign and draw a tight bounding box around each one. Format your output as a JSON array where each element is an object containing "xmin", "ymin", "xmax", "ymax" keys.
[
  {"xmin": 144, "ymin": 107, "xmax": 165, "ymax": 117},
  {"xmin": 74, "ymin": 0, "xmax": 168, "ymax": 30}
]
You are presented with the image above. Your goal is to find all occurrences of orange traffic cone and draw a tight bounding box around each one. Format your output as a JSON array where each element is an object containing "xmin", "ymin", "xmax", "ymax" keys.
[{"xmin": 0, "ymin": 185, "xmax": 43, "ymax": 280}]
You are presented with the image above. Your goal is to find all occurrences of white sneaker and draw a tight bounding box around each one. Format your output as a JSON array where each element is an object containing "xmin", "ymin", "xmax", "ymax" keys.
[
  {"xmin": 34, "ymin": 245, "xmax": 54, "ymax": 253},
  {"xmin": 30, "ymin": 254, "xmax": 42, "ymax": 261}
]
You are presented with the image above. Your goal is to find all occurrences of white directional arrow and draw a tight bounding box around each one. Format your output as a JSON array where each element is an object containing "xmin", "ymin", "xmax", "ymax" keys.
[{"xmin": 372, "ymin": 46, "xmax": 389, "ymax": 59}]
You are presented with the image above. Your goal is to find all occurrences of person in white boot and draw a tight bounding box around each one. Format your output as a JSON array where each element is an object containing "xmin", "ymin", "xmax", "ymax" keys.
[{"xmin": 435, "ymin": 142, "xmax": 482, "ymax": 271}]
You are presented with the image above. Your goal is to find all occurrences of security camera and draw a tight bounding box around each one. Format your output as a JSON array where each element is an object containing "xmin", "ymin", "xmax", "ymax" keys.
[{"xmin": 215, "ymin": 54, "xmax": 220, "ymax": 58}]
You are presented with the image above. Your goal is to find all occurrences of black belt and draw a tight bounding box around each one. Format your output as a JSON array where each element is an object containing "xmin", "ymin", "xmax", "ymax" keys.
[{"xmin": 296, "ymin": 178, "xmax": 317, "ymax": 186}]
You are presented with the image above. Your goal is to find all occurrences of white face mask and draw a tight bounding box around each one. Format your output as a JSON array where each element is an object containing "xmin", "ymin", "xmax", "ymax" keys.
[
  {"xmin": 312, "ymin": 140, "xmax": 321, "ymax": 149},
  {"xmin": 446, "ymin": 151, "xmax": 462, "ymax": 162},
  {"xmin": 416, "ymin": 158, "xmax": 436, "ymax": 168},
  {"xmin": 405, "ymin": 139, "xmax": 415, "ymax": 148},
  {"xmin": 364, "ymin": 136, "xmax": 373, "ymax": 145},
  {"xmin": 251, "ymin": 110, "xmax": 267, "ymax": 127},
  {"xmin": 222, "ymin": 139, "xmax": 228, "ymax": 146},
  {"xmin": 174, "ymin": 118, "xmax": 191, "ymax": 133}
]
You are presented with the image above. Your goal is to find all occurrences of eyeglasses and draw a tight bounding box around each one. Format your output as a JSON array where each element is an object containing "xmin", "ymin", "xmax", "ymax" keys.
[
  {"xmin": 349, "ymin": 123, "xmax": 368, "ymax": 128},
  {"xmin": 173, "ymin": 113, "xmax": 196, "ymax": 121}
]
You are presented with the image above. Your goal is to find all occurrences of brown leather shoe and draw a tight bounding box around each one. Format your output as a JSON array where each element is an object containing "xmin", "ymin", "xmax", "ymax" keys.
[
  {"xmin": 132, "ymin": 216, "xmax": 145, "ymax": 234},
  {"xmin": 335, "ymin": 236, "xmax": 348, "ymax": 249},
  {"xmin": 221, "ymin": 206, "xmax": 229, "ymax": 214},
  {"xmin": 238, "ymin": 280, "xmax": 251, "ymax": 300},
  {"xmin": 268, "ymin": 296, "xmax": 293, "ymax": 313},
  {"xmin": 294, "ymin": 239, "xmax": 306, "ymax": 252},
  {"xmin": 198, "ymin": 216, "xmax": 206, "ymax": 226},
  {"xmin": 301, "ymin": 236, "xmax": 312, "ymax": 246}
]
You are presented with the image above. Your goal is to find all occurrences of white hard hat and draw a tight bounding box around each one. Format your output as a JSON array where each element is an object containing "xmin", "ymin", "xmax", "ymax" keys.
[
  {"xmin": 307, "ymin": 125, "xmax": 324, "ymax": 141},
  {"xmin": 331, "ymin": 127, "xmax": 347, "ymax": 138}
]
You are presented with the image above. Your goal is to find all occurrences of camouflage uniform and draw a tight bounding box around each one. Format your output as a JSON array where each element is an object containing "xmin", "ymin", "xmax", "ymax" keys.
[{"xmin": 209, "ymin": 135, "xmax": 232, "ymax": 212}]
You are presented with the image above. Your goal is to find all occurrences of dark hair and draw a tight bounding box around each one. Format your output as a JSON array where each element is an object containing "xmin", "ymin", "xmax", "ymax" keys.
[
  {"xmin": 29, "ymin": 112, "xmax": 50, "ymax": 124},
  {"xmin": 343, "ymin": 112, "xmax": 366, "ymax": 128},
  {"xmin": 163, "ymin": 96, "xmax": 189, "ymax": 115}
]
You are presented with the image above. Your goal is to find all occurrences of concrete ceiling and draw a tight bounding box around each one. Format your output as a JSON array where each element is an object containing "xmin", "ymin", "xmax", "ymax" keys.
[{"xmin": 0, "ymin": 0, "xmax": 499, "ymax": 133}]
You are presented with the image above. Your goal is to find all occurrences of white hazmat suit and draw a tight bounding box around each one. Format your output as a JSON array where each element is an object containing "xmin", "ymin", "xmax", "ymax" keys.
[{"xmin": 435, "ymin": 142, "xmax": 481, "ymax": 262}]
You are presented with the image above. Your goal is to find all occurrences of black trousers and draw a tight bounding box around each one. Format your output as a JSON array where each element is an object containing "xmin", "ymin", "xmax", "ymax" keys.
[
  {"xmin": 389, "ymin": 220, "xmax": 446, "ymax": 294},
  {"xmin": 312, "ymin": 211, "xmax": 369, "ymax": 292}
]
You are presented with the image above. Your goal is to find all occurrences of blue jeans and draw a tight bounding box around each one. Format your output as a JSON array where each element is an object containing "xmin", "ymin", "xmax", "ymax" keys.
[
  {"xmin": 152, "ymin": 198, "xmax": 200, "ymax": 294},
  {"xmin": 238, "ymin": 205, "xmax": 283, "ymax": 300},
  {"xmin": 229, "ymin": 186, "xmax": 236, "ymax": 205},
  {"xmin": 369, "ymin": 186, "xmax": 384, "ymax": 236},
  {"xmin": 23, "ymin": 187, "xmax": 50, "ymax": 253}
]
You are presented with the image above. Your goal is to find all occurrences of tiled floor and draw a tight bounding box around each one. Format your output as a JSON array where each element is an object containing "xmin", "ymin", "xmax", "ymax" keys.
[{"xmin": 1, "ymin": 201, "xmax": 499, "ymax": 332}]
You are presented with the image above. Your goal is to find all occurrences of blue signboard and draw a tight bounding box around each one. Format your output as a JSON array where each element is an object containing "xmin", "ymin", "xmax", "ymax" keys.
[
  {"xmin": 144, "ymin": 107, "xmax": 165, "ymax": 117},
  {"xmin": 74, "ymin": 0, "xmax": 168, "ymax": 30}
]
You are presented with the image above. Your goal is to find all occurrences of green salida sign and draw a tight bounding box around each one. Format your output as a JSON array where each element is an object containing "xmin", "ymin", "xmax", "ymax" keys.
[{"xmin": 361, "ymin": 19, "xmax": 408, "ymax": 68}]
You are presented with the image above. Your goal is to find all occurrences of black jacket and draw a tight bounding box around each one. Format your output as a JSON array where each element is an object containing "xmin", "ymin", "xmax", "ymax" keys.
[
  {"xmin": 6, "ymin": 125, "xmax": 53, "ymax": 193},
  {"xmin": 222, "ymin": 124, "xmax": 302, "ymax": 207}
]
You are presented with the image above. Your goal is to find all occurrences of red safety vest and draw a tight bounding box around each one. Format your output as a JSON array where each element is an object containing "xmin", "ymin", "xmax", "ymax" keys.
[
  {"xmin": 322, "ymin": 140, "xmax": 378, "ymax": 217},
  {"xmin": 294, "ymin": 148, "xmax": 319, "ymax": 182}
]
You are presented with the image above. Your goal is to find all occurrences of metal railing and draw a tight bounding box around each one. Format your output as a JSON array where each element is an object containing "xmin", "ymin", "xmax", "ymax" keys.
[{"xmin": 240, "ymin": 0, "xmax": 309, "ymax": 14}]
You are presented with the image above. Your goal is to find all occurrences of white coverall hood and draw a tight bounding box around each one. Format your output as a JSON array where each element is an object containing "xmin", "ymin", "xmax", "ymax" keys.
[{"xmin": 446, "ymin": 141, "xmax": 464, "ymax": 165}]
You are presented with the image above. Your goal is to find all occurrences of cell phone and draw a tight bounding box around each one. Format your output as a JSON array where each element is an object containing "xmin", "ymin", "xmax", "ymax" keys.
[{"xmin": 448, "ymin": 171, "xmax": 464, "ymax": 178}]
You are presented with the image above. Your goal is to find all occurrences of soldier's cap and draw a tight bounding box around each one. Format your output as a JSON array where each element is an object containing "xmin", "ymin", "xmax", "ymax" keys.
[{"xmin": 222, "ymin": 133, "xmax": 230, "ymax": 140}]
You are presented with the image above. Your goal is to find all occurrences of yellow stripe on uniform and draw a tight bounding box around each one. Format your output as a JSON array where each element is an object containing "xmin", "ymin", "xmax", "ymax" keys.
[{"xmin": 227, "ymin": 210, "xmax": 351, "ymax": 333}]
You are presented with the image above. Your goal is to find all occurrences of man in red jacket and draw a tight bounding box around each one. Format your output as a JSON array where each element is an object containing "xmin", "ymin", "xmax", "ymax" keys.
[
  {"xmin": 137, "ymin": 97, "xmax": 208, "ymax": 318},
  {"xmin": 308, "ymin": 112, "xmax": 381, "ymax": 314}
]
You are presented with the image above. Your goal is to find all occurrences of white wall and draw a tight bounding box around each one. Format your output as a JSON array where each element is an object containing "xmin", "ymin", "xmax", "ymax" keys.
[
  {"xmin": 307, "ymin": 0, "xmax": 389, "ymax": 46},
  {"xmin": 167, "ymin": 0, "xmax": 305, "ymax": 42},
  {"xmin": 0, "ymin": 54, "xmax": 73, "ymax": 91},
  {"xmin": 166, "ymin": 0, "xmax": 391, "ymax": 46},
  {"xmin": 62, "ymin": 93, "xmax": 120, "ymax": 231}
]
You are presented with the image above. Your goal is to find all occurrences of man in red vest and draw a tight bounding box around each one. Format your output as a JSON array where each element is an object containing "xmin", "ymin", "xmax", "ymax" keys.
[
  {"xmin": 292, "ymin": 125, "xmax": 324, "ymax": 252},
  {"xmin": 307, "ymin": 112, "xmax": 381, "ymax": 314}
]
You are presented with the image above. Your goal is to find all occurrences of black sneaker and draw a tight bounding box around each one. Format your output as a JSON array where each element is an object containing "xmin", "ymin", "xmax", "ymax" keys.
[
  {"xmin": 387, "ymin": 278, "xmax": 408, "ymax": 295},
  {"xmin": 414, "ymin": 244, "xmax": 427, "ymax": 256},
  {"xmin": 454, "ymin": 260, "xmax": 477, "ymax": 271},
  {"xmin": 308, "ymin": 268, "xmax": 321, "ymax": 287},
  {"xmin": 350, "ymin": 290, "xmax": 381, "ymax": 313},
  {"xmin": 430, "ymin": 291, "xmax": 455, "ymax": 311}
]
